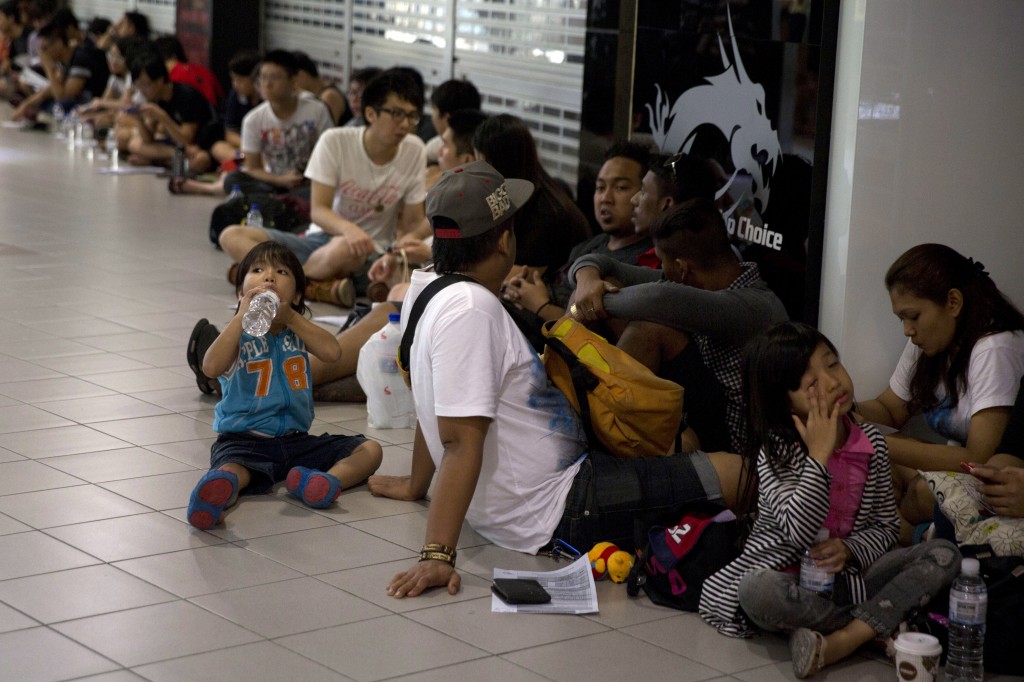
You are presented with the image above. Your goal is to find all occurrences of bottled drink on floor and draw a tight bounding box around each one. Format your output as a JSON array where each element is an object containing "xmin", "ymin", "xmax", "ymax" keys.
[
  {"xmin": 245, "ymin": 203, "xmax": 263, "ymax": 228},
  {"xmin": 227, "ymin": 184, "xmax": 244, "ymax": 202},
  {"xmin": 946, "ymin": 557, "xmax": 987, "ymax": 682}
]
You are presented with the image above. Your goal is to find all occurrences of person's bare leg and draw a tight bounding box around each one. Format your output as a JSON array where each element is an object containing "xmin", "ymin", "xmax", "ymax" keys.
[
  {"xmin": 821, "ymin": 619, "xmax": 876, "ymax": 666},
  {"xmin": 127, "ymin": 139, "xmax": 174, "ymax": 165},
  {"xmin": 325, "ymin": 440, "xmax": 384, "ymax": 488},
  {"xmin": 303, "ymin": 238, "xmax": 364, "ymax": 281},
  {"xmin": 210, "ymin": 140, "xmax": 239, "ymax": 164},
  {"xmin": 219, "ymin": 225, "xmax": 272, "ymax": 263},
  {"xmin": 988, "ymin": 453, "xmax": 1024, "ymax": 468},
  {"xmin": 900, "ymin": 472, "xmax": 937, "ymax": 525},
  {"xmin": 309, "ymin": 303, "xmax": 398, "ymax": 384},
  {"xmin": 617, "ymin": 320, "xmax": 689, "ymax": 374},
  {"xmin": 706, "ymin": 451, "xmax": 751, "ymax": 512},
  {"xmin": 387, "ymin": 283, "xmax": 410, "ymax": 302},
  {"xmin": 181, "ymin": 173, "xmax": 227, "ymax": 195},
  {"xmin": 218, "ymin": 462, "xmax": 252, "ymax": 491}
]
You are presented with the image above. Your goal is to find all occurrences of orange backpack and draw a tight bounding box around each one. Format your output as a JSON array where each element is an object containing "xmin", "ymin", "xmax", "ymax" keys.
[{"xmin": 541, "ymin": 317, "xmax": 684, "ymax": 458}]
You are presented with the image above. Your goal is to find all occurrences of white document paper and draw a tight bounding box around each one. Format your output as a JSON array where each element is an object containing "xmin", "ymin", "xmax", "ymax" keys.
[{"xmin": 491, "ymin": 555, "xmax": 599, "ymax": 614}]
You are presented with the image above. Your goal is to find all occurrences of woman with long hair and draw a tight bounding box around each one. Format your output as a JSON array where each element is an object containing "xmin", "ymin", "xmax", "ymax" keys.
[{"xmin": 858, "ymin": 243, "xmax": 1024, "ymax": 534}]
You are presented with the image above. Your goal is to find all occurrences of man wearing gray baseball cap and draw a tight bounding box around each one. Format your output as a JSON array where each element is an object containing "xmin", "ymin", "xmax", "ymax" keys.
[
  {"xmin": 369, "ymin": 161, "xmax": 729, "ymax": 598},
  {"xmin": 368, "ymin": 160, "xmax": 589, "ymax": 597}
]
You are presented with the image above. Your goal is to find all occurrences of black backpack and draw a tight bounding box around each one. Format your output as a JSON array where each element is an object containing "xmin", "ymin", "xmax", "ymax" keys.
[
  {"xmin": 208, "ymin": 193, "xmax": 310, "ymax": 246},
  {"xmin": 626, "ymin": 504, "xmax": 739, "ymax": 611}
]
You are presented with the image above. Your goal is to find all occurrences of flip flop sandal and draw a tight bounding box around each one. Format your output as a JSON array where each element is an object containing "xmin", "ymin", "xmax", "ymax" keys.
[
  {"xmin": 187, "ymin": 469, "xmax": 239, "ymax": 529},
  {"xmin": 187, "ymin": 318, "xmax": 221, "ymax": 395},
  {"xmin": 286, "ymin": 466, "xmax": 342, "ymax": 509}
]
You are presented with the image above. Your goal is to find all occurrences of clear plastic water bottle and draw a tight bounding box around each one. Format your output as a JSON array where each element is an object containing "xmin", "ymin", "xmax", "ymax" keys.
[
  {"xmin": 107, "ymin": 136, "xmax": 119, "ymax": 169},
  {"xmin": 245, "ymin": 203, "xmax": 264, "ymax": 228},
  {"xmin": 64, "ymin": 109, "xmax": 78, "ymax": 147},
  {"xmin": 51, "ymin": 102, "xmax": 65, "ymax": 137},
  {"xmin": 241, "ymin": 291, "xmax": 279, "ymax": 337},
  {"xmin": 799, "ymin": 528, "xmax": 835, "ymax": 596},
  {"xmin": 947, "ymin": 557, "xmax": 987, "ymax": 682},
  {"xmin": 226, "ymin": 184, "xmax": 244, "ymax": 202}
]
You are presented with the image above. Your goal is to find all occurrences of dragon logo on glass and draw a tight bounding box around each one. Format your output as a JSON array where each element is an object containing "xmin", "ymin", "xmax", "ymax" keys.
[{"xmin": 646, "ymin": 8, "xmax": 782, "ymax": 221}]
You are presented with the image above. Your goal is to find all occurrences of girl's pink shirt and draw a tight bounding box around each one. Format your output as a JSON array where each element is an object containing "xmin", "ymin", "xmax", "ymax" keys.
[{"xmin": 824, "ymin": 417, "xmax": 874, "ymax": 539}]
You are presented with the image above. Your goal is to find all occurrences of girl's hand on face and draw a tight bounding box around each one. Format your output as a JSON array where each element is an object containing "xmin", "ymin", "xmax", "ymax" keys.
[
  {"xmin": 809, "ymin": 537, "xmax": 852, "ymax": 574},
  {"xmin": 792, "ymin": 385, "xmax": 839, "ymax": 466}
]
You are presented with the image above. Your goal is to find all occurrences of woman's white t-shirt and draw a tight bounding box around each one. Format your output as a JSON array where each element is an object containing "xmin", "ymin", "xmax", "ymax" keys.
[{"xmin": 890, "ymin": 331, "xmax": 1024, "ymax": 443}]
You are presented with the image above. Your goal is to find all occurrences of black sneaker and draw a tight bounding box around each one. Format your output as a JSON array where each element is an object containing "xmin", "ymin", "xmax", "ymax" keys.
[{"xmin": 187, "ymin": 319, "xmax": 222, "ymax": 396}]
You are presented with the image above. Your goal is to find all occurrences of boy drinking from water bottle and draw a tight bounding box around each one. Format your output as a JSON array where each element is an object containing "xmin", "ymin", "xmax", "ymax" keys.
[{"xmin": 186, "ymin": 242, "xmax": 382, "ymax": 529}]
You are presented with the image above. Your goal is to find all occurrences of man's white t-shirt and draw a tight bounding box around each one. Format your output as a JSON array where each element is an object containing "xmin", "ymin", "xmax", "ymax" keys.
[
  {"xmin": 890, "ymin": 331, "xmax": 1024, "ymax": 443},
  {"xmin": 304, "ymin": 126, "xmax": 426, "ymax": 251},
  {"xmin": 240, "ymin": 98, "xmax": 333, "ymax": 175},
  {"xmin": 403, "ymin": 269, "xmax": 587, "ymax": 553}
]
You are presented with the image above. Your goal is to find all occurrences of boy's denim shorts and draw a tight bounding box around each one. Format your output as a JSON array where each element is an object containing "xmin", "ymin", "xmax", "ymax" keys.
[{"xmin": 210, "ymin": 431, "xmax": 368, "ymax": 494}]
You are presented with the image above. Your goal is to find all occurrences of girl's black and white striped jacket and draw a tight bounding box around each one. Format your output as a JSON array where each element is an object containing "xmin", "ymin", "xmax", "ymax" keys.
[{"xmin": 698, "ymin": 421, "xmax": 899, "ymax": 638}]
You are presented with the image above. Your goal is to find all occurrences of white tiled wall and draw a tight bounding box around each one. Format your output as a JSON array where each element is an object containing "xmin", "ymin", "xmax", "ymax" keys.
[{"xmin": 823, "ymin": 0, "xmax": 1024, "ymax": 395}]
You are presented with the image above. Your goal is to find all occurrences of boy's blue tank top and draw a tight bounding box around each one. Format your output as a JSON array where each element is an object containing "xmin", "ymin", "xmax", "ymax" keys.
[{"xmin": 214, "ymin": 328, "xmax": 314, "ymax": 436}]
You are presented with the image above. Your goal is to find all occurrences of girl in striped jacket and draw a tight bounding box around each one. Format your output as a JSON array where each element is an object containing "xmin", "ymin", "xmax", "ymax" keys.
[{"xmin": 699, "ymin": 322, "xmax": 959, "ymax": 678}]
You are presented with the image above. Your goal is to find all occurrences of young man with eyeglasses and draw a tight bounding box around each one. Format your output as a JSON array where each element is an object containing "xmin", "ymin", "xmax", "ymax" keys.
[
  {"xmin": 203, "ymin": 50, "xmax": 332, "ymax": 199},
  {"xmin": 216, "ymin": 69, "xmax": 427, "ymax": 301}
]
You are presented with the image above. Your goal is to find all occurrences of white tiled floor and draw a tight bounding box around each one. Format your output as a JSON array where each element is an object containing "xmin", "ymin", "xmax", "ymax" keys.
[{"xmin": 1, "ymin": 117, "xmax": 1012, "ymax": 682}]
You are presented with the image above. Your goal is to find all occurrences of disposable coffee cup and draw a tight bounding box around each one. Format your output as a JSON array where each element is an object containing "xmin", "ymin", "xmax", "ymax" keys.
[{"xmin": 893, "ymin": 632, "xmax": 942, "ymax": 682}]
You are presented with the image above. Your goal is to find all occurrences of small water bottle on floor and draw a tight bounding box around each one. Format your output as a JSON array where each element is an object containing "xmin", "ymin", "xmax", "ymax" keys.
[
  {"xmin": 799, "ymin": 528, "xmax": 834, "ymax": 596},
  {"xmin": 51, "ymin": 102, "xmax": 65, "ymax": 137},
  {"xmin": 242, "ymin": 291, "xmax": 279, "ymax": 337},
  {"xmin": 226, "ymin": 184, "xmax": 244, "ymax": 202},
  {"xmin": 946, "ymin": 557, "xmax": 987, "ymax": 682},
  {"xmin": 245, "ymin": 203, "xmax": 263, "ymax": 228}
]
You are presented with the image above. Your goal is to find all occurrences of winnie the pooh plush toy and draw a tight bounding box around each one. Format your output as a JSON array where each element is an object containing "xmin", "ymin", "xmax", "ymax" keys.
[{"xmin": 588, "ymin": 542, "xmax": 634, "ymax": 583}]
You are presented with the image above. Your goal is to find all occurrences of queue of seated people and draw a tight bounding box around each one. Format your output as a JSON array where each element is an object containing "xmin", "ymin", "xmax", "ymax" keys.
[{"xmin": 5, "ymin": 6, "xmax": 1024, "ymax": 678}]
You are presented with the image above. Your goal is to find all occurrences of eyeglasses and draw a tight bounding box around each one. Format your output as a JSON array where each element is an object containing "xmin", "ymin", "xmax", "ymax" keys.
[{"xmin": 375, "ymin": 106, "xmax": 421, "ymax": 125}]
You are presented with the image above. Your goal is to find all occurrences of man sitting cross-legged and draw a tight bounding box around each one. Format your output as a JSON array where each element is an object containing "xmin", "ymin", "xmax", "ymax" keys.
[
  {"xmin": 192, "ymin": 51, "xmax": 332, "ymax": 203},
  {"xmin": 568, "ymin": 198, "xmax": 789, "ymax": 453},
  {"xmin": 218, "ymin": 68, "xmax": 428, "ymax": 304},
  {"xmin": 114, "ymin": 51, "xmax": 215, "ymax": 168},
  {"xmin": 10, "ymin": 14, "xmax": 109, "ymax": 120}
]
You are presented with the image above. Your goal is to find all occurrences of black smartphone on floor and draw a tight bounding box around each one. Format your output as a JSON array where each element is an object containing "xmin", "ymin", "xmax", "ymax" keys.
[{"xmin": 491, "ymin": 578, "xmax": 551, "ymax": 605}]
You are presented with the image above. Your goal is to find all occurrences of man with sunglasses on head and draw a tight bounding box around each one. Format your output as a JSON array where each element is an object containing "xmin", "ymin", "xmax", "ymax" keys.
[
  {"xmin": 631, "ymin": 152, "xmax": 719, "ymax": 267},
  {"xmin": 216, "ymin": 68, "xmax": 428, "ymax": 301}
]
